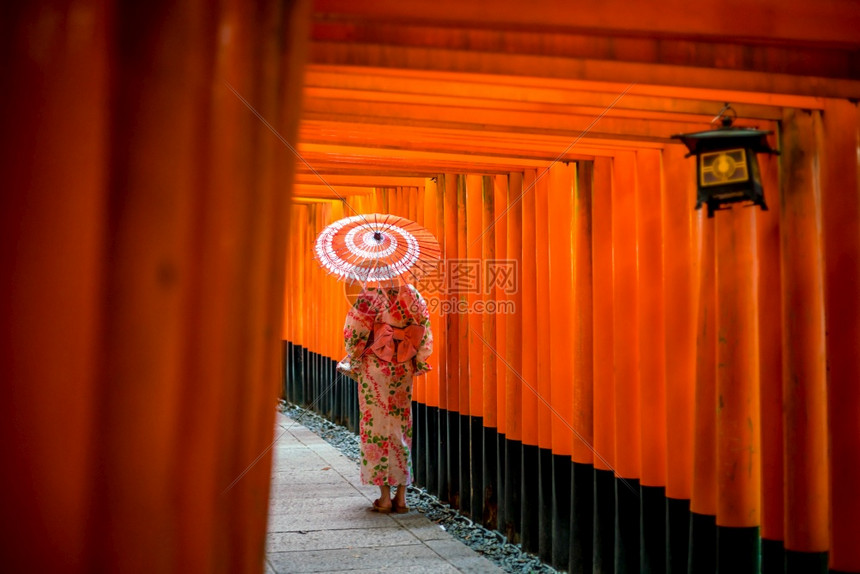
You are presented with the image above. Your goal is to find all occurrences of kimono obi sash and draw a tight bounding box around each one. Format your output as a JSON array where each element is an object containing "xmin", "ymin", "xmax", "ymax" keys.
[{"xmin": 368, "ymin": 322, "xmax": 425, "ymax": 364}]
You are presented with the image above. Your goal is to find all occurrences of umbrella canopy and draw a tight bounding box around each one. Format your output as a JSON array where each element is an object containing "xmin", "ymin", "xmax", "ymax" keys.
[{"xmin": 314, "ymin": 213, "xmax": 441, "ymax": 285}]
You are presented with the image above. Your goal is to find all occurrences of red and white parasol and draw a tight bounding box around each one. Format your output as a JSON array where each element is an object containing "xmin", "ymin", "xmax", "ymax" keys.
[{"xmin": 314, "ymin": 213, "xmax": 441, "ymax": 285}]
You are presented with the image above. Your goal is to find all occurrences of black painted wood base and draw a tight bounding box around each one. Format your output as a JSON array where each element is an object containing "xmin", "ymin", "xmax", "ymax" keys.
[
  {"xmin": 539, "ymin": 447, "xmax": 554, "ymax": 563},
  {"xmin": 438, "ymin": 406, "xmax": 450, "ymax": 502},
  {"xmin": 459, "ymin": 412, "xmax": 471, "ymax": 513},
  {"xmin": 641, "ymin": 485, "xmax": 667, "ymax": 573},
  {"xmin": 504, "ymin": 438, "xmax": 522, "ymax": 543},
  {"xmin": 551, "ymin": 454, "xmax": 572, "ymax": 569},
  {"xmin": 470, "ymin": 416, "xmax": 484, "ymax": 520},
  {"xmin": 717, "ymin": 525, "xmax": 759, "ymax": 574},
  {"xmin": 689, "ymin": 511, "xmax": 716, "ymax": 574},
  {"xmin": 294, "ymin": 344, "xmax": 305, "ymax": 405},
  {"xmin": 785, "ymin": 549, "xmax": 829, "ymax": 574},
  {"xmin": 594, "ymin": 468, "xmax": 616, "ymax": 574},
  {"xmin": 521, "ymin": 443, "xmax": 540, "ymax": 553},
  {"xmin": 447, "ymin": 410, "xmax": 460, "ymax": 506},
  {"xmin": 616, "ymin": 476, "xmax": 641, "ymax": 573},
  {"xmin": 426, "ymin": 405, "xmax": 440, "ymax": 495},
  {"xmin": 666, "ymin": 496, "xmax": 690, "ymax": 574},
  {"xmin": 288, "ymin": 341, "xmax": 293, "ymax": 402},
  {"xmin": 497, "ymin": 432, "xmax": 506, "ymax": 532},
  {"xmin": 762, "ymin": 538, "xmax": 784, "ymax": 574},
  {"xmin": 482, "ymin": 425, "xmax": 499, "ymax": 529},
  {"xmin": 570, "ymin": 461, "xmax": 594, "ymax": 574}
]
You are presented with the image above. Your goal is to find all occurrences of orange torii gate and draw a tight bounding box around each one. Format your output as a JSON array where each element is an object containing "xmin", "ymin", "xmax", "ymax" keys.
[{"xmin": 4, "ymin": 1, "xmax": 860, "ymax": 573}]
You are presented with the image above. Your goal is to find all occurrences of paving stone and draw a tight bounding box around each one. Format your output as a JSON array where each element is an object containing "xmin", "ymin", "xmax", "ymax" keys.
[
  {"xmin": 267, "ymin": 544, "xmax": 455, "ymax": 573},
  {"xmin": 266, "ymin": 527, "xmax": 418, "ymax": 553},
  {"xmin": 266, "ymin": 415, "xmax": 505, "ymax": 573},
  {"xmin": 267, "ymin": 511, "xmax": 396, "ymax": 533},
  {"xmin": 269, "ymin": 482, "xmax": 364, "ymax": 500},
  {"xmin": 268, "ymin": 494, "xmax": 371, "ymax": 515},
  {"xmin": 425, "ymin": 539, "xmax": 505, "ymax": 572}
]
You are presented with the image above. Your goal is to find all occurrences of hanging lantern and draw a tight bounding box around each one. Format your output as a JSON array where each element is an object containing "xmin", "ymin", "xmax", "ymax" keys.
[{"xmin": 672, "ymin": 104, "xmax": 779, "ymax": 217}]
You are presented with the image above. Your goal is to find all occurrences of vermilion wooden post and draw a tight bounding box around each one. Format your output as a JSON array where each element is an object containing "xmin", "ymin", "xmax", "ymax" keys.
[
  {"xmin": 414, "ymin": 187, "xmax": 428, "ymax": 486},
  {"xmin": 424, "ymin": 177, "xmax": 444, "ymax": 497},
  {"xmin": 494, "ymin": 174, "xmax": 509, "ymax": 532},
  {"xmin": 548, "ymin": 162, "xmax": 575, "ymax": 569},
  {"xmin": 534, "ymin": 169, "xmax": 554, "ymax": 563},
  {"xmin": 294, "ymin": 207, "xmax": 308, "ymax": 408},
  {"xmin": 690, "ymin": 215, "xmax": 717, "ymax": 574},
  {"xmin": 661, "ymin": 145, "xmax": 698, "ymax": 572},
  {"xmin": 94, "ymin": 0, "xmax": 219, "ymax": 569},
  {"xmin": 457, "ymin": 175, "xmax": 472, "ymax": 512},
  {"xmin": 820, "ymin": 100, "xmax": 860, "ymax": 574},
  {"xmin": 714, "ymin": 205, "xmax": 761, "ymax": 574},
  {"xmin": 504, "ymin": 171, "xmax": 525, "ymax": 542},
  {"xmin": 756, "ymin": 151, "xmax": 785, "ymax": 574},
  {"xmin": 780, "ymin": 109, "xmax": 830, "ymax": 573},
  {"xmin": 612, "ymin": 151, "xmax": 641, "ymax": 573},
  {"xmin": 636, "ymin": 149, "xmax": 667, "ymax": 574},
  {"xmin": 1, "ymin": 2, "xmax": 108, "ymax": 571},
  {"xmin": 481, "ymin": 175, "xmax": 500, "ymax": 529},
  {"xmin": 445, "ymin": 173, "xmax": 460, "ymax": 504},
  {"xmin": 520, "ymin": 169, "xmax": 541, "ymax": 554},
  {"xmin": 466, "ymin": 175, "xmax": 485, "ymax": 519},
  {"xmin": 591, "ymin": 156, "xmax": 616, "ymax": 574},
  {"xmin": 570, "ymin": 161, "xmax": 595, "ymax": 574}
]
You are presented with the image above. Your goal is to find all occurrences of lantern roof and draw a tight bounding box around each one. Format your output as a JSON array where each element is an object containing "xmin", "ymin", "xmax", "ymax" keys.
[{"xmin": 672, "ymin": 125, "xmax": 778, "ymax": 157}]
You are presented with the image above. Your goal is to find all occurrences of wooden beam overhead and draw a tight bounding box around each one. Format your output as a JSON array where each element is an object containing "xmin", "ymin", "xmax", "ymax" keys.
[
  {"xmin": 312, "ymin": 21, "xmax": 859, "ymax": 80},
  {"xmin": 300, "ymin": 96, "xmax": 778, "ymax": 145},
  {"xmin": 313, "ymin": 0, "xmax": 860, "ymax": 49},
  {"xmin": 304, "ymin": 67, "xmax": 790, "ymax": 120},
  {"xmin": 310, "ymin": 42, "xmax": 860, "ymax": 100},
  {"xmin": 294, "ymin": 173, "xmax": 427, "ymax": 188},
  {"xmin": 306, "ymin": 65, "xmax": 829, "ymax": 111}
]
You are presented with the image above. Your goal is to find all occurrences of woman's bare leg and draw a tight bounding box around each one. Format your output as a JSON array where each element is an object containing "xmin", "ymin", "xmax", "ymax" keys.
[
  {"xmin": 393, "ymin": 484, "xmax": 407, "ymax": 507},
  {"xmin": 377, "ymin": 485, "xmax": 392, "ymax": 508}
]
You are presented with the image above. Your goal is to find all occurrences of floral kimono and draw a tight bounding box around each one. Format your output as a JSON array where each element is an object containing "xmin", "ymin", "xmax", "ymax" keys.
[{"xmin": 342, "ymin": 284, "xmax": 433, "ymax": 486}]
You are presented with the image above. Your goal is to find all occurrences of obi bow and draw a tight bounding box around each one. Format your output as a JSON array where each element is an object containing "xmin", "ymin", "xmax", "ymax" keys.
[{"xmin": 369, "ymin": 323, "xmax": 426, "ymax": 363}]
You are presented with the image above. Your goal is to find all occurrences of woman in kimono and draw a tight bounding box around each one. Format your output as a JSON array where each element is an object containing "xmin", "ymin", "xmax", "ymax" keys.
[{"xmin": 341, "ymin": 282, "xmax": 433, "ymax": 513}]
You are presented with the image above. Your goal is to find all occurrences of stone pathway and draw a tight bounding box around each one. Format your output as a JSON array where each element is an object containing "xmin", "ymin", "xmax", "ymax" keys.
[{"xmin": 266, "ymin": 412, "xmax": 504, "ymax": 573}]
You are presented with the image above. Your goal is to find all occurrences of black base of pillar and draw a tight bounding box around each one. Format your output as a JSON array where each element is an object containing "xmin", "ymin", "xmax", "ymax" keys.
[
  {"xmin": 689, "ymin": 511, "xmax": 716, "ymax": 574},
  {"xmin": 521, "ymin": 443, "xmax": 540, "ymax": 553},
  {"xmin": 666, "ymin": 497, "xmax": 690, "ymax": 574},
  {"xmin": 551, "ymin": 454, "xmax": 572, "ymax": 569},
  {"xmin": 481, "ymin": 426, "xmax": 499, "ymax": 529},
  {"xmin": 641, "ymin": 485, "xmax": 667, "ymax": 574},
  {"xmin": 459, "ymin": 412, "xmax": 471, "ymax": 514},
  {"xmin": 615, "ymin": 476, "xmax": 641, "ymax": 573},
  {"xmin": 785, "ymin": 549, "xmax": 829, "ymax": 574},
  {"xmin": 717, "ymin": 525, "xmax": 759, "ymax": 574},
  {"xmin": 426, "ymin": 406, "xmax": 440, "ymax": 495},
  {"xmin": 496, "ymin": 432, "xmax": 506, "ymax": 533},
  {"xmin": 470, "ymin": 416, "xmax": 484, "ymax": 520},
  {"xmin": 447, "ymin": 410, "xmax": 460, "ymax": 506},
  {"xmin": 504, "ymin": 438, "xmax": 522, "ymax": 543},
  {"xmin": 762, "ymin": 538, "xmax": 784, "ymax": 574},
  {"xmin": 288, "ymin": 341, "xmax": 293, "ymax": 402},
  {"xmin": 350, "ymin": 377, "xmax": 359, "ymax": 433},
  {"xmin": 593, "ymin": 468, "xmax": 615, "ymax": 574},
  {"xmin": 539, "ymin": 447, "xmax": 553, "ymax": 563},
  {"xmin": 570, "ymin": 461, "xmax": 594, "ymax": 574},
  {"xmin": 294, "ymin": 344, "xmax": 305, "ymax": 406},
  {"xmin": 440, "ymin": 407, "xmax": 450, "ymax": 500}
]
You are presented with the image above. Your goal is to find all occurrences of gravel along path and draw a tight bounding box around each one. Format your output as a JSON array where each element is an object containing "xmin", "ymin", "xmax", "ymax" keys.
[{"xmin": 280, "ymin": 401, "xmax": 559, "ymax": 574}]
